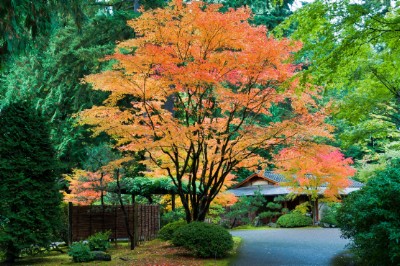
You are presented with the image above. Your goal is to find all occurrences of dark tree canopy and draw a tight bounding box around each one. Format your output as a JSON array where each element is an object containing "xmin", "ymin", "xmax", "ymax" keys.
[
  {"xmin": 337, "ymin": 158, "xmax": 400, "ymax": 265},
  {"xmin": 0, "ymin": 101, "xmax": 62, "ymax": 263}
]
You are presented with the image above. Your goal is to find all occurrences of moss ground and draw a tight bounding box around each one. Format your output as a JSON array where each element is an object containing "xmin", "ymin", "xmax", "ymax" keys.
[{"xmin": 6, "ymin": 237, "xmax": 242, "ymax": 266}]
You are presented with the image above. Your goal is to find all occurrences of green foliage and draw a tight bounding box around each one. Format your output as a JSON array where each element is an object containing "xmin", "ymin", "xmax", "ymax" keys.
[
  {"xmin": 355, "ymin": 142, "xmax": 400, "ymax": 182},
  {"xmin": 118, "ymin": 176, "xmax": 177, "ymax": 196},
  {"xmin": 226, "ymin": 188, "xmax": 266, "ymax": 225},
  {"xmin": 320, "ymin": 203, "xmax": 340, "ymax": 227},
  {"xmin": 292, "ymin": 202, "xmax": 310, "ymax": 215},
  {"xmin": 68, "ymin": 242, "xmax": 94, "ymax": 263},
  {"xmin": 276, "ymin": 0, "xmax": 400, "ymax": 161},
  {"xmin": 277, "ymin": 213, "xmax": 312, "ymax": 228},
  {"xmin": 87, "ymin": 231, "xmax": 111, "ymax": 252},
  {"xmin": 172, "ymin": 222, "xmax": 234, "ymax": 258},
  {"xmin": 337, "ymin": 158, "xmax": 400, "ymax": 265},
  {"xmin": 158, "ymin": 220, "xmax": 187, "ymax": 241},
  {"xmin": 258, "ymin": 200, "xmax": 283, "ymax": 223},
  {"xmin": 281, "ymin": 207, "xmax": 289, "ymax": 214},
  {"xmin": 207, "ymin": 204, "xmax": 226, "ymax": 224},
  {"xmin": 0, "ymin": 0, "xmax": 86, "ymax": 60},
  {"xmin": 209, "ymin": 0, "xmax": 294, "ymax": 30},
  {"xmin": 53, "ymin": 202, "xmax": 70, "ymax": 243},
  {"xmin": 161, "ymin": 208, "xmax": 186, "ymax": 226},
  {"xmin": 0, "ymin": 101, "xmax": 62, "ymax": 263},
  {"xmin": 0, "ymin": 8, "xmax": 138, "ymax": 172}
]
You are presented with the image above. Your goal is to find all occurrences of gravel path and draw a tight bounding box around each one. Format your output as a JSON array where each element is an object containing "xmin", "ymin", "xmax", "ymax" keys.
[{"xmin": 230, "ymin": 228, "xmax": 350, "ymax": 266}]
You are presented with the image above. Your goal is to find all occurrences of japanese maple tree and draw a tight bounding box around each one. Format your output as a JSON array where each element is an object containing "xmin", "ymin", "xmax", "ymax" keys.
[
  {"xmin": 64, "ymin": 169, "xmax": 113, "ymax": 205},
  {"xmin": 80, "ymin": 1, "xmax": 332, "ymax": 222},
  {"xmin": 274, "ymin": 144, "xmax": 356, "ymax": 223}
]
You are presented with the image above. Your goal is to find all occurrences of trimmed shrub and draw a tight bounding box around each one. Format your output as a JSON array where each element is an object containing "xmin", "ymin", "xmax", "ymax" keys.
[
  {"xmin": 87, "ymin": 231, "xmax": 111, "ymax": 251},
  {"xmin": 277, "ymin": 213, "xmax": 312, "ymax": 228},
  {"xmin": 172, "ymin": 222, "xmax": 233, "ymax": 258},
  {"xmin": 158, "ymin": 220, "xmax": 187, "ymax": 241},
  {"xmin": 68, "ymin": 242, "xmax": 94, "ymax": 263}
]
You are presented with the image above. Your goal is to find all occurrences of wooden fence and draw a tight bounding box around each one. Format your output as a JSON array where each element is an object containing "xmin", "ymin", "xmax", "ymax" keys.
[{"xmin": 68, "ymin": 204, "xmax": 160, "ymax": 245}]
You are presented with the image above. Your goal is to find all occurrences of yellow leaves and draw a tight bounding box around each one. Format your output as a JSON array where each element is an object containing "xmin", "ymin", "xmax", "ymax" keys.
[
  {"xmin": 213, "ymin": 192, "xmax": 238, "ymax": 206},
  {"xmin": 79, "ymin": 106, "xmax": 135, "ymax": 145},
  {"xmin": 101, "ymin": 157, "xmax": 134, "ymax": 172},
  {"xmin": 84, "ymin": 70, "xmax": 132, "ymax": 94}
]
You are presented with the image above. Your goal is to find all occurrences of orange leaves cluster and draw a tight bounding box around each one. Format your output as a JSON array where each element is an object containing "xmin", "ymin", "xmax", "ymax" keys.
[
  {"xmin": 79, "ymin": 1, "xmax": 334, "ymax": 215},
  {"xmin": 275, "ymin": 144, "xmax": 356, "ymax": 201},
  {"xmin": 64, "ymin": 169, "xmax": 113, "ymax": 205},
  {"xmin": 64, "ymin": 157, "xmax": 133, "ymax": 205}
]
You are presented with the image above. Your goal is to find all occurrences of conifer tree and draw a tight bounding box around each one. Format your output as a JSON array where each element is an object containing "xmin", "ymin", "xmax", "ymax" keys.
[{"xmin": 0, "ymin": 101, "xmax": 62, "ymax": 263}]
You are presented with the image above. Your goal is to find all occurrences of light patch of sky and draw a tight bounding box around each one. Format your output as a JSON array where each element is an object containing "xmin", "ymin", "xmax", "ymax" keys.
[
  {"xmin": 290, "ymin": 0, "xmax": 314, "ymax": 11},
  {"xmin": 96, "ymin": 0, "xmax": 113, "ymax": 14},
  {"xmin": 290, "ymin": 0, "xmax": 397, "ymax": 11}
]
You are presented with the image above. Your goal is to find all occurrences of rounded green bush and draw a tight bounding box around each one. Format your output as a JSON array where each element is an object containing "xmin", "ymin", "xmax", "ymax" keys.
[
  {"xmin": 87, "ymin": 231, "xmax": 111, "ymax": 251},
  {"xmin": 158, "ymin": 220, "xmax": 187, "ymax": 241},
  {"xmin": 68, "ymin": 242, "xmax": 94, "ymax": 263},
  {"xmin": 277, "ymin": 213, "xmax": 312, "ymax": 228},
  {"xmin": 172, "ymin": 222, "xmax": 234, "ymax": 258}
]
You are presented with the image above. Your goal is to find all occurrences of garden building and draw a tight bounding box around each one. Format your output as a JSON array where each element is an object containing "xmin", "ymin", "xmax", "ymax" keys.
[{"xmin": 228, "ymin": 171, "xmax": 363, "ymax": 222}]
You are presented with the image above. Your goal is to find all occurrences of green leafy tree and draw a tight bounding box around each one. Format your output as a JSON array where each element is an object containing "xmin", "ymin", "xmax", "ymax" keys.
[
  {"xmin": 208, "ymin": 0, "xmax": 294, "ymax": 30},
  {"xmin": 337, "ymin": 158, "xmax": 400, "ymax": 265},
  {"xmin": 277, "ymin": 0, "xmax": 400, "ymax": 161},
  {"xmin": 0, "ymin": 101, "xmax": 62, "ymax": 263},
  {"xmin": 258, "ymin": 196, "xmax": 285, "ymax": 223},
  {"xmin": 226, "ymin": 189, "xmax": 266, "ymax": 227}
]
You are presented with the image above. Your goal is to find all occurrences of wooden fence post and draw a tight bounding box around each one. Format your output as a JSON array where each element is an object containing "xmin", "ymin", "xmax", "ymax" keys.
[{"xmin": 68, "ymin": 202, "xmax": 73, "ymax": 245}]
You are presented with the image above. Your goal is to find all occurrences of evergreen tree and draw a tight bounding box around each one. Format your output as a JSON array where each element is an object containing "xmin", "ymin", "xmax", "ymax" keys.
[
  {"xmin": 0, "ymin": 9, "xmax": 137, "ymax": 172},
  {"xmin": 207, "ymin": 0, "xmax": 294, "ymax": 30},
  {"xmin": 0, "ymin": 101, "xmax": 62, "ymax": 263}
]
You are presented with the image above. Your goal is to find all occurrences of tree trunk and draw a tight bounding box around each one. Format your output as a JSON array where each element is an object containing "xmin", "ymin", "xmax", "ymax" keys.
[
  {"xmin": 310, "ymin": 198, "xmax": 319, "ymax": 226},
  {"xmin": 115, "ymin": 169, "xmax": 135, "ymax": 250},
  {"xmin": 5, "ymin": 242, "xmax": 18, "ymax": 264},
  {"xmin": 100, "ymin": 172, "xmax": 104, "ymax": 207},
  {"xmin": 181, "ymin": 194, "xmax": 211, "ymax": 222},
  {"xmin": 171, "ymin": 193, "xmax": 175, "ymax": 211}
]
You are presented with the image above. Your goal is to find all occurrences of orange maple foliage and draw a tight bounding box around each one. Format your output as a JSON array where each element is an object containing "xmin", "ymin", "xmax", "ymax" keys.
[
  {"xmin": 80, "ymin": 1, "xmax": 333, "ymax": 221},
  {"xmin": 65, "ymin": 157, "xmax": 133, "ymax": 205},
  {"xmin": 274, "ymin": 144, "xmax": 356, "ymax": 202},
  {"xmin": 64, "ymin": 169, "xmax": 113, "ymax": 205}
]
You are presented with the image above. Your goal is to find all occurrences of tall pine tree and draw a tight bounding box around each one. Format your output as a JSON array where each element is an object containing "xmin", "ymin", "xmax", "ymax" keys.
[{"xmin": 0, "ymin": 101, "xmax": 61, "ymax": 263}]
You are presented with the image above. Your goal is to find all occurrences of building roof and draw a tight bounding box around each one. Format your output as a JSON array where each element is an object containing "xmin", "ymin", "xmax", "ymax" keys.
[
  {"xmin": 229, "ymin": 170, "xmax": 363, "ymax": 197},
  {"xmin": 229, "ymin": 185, "xmax": 361, "ymax": 197}
]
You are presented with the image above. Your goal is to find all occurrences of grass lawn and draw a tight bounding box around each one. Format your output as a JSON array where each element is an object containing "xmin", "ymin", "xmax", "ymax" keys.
[
  {"xmin": 230, "ymin": 225, "xmax": 276, "ymax": 231},
  {"xmin": 9, "ymin": 237, "xmax": 242, "ymax": 266}
]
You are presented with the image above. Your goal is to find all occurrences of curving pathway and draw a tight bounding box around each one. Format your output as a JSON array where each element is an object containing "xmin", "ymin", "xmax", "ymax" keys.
[{"xmin": 230, "ymin": 228, "xmax": 349, "ymax": 266}]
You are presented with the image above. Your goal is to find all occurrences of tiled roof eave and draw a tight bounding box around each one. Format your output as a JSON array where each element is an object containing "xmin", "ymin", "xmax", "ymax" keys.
[{"xmin": 229, "ymin": 185, "xmax": 360, "ymax": 197}]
